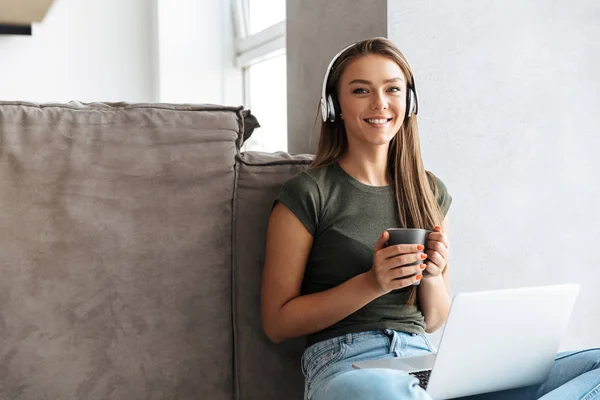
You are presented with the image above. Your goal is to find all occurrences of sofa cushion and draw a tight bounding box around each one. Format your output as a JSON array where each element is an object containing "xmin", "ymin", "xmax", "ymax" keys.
[
  {"xmin": 0, "ymin": 101, "xmax": 245, "ymax": 400},
  {"xmin": 233, "ymin": 151, "xmax": 313, "ymax": 400}
]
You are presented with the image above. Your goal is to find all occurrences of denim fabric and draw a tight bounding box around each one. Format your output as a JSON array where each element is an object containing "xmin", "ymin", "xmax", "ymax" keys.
[
  {"xmin": 301, "ymin": 329, "xmax": 600, "ymax": 400},
  {"xmin": 461, "ymin": 348, "xmax": 600, "ymax": 400},
  {"xmin": 301, "ymin": 329, "xmax": 434, "ymax": 399}
]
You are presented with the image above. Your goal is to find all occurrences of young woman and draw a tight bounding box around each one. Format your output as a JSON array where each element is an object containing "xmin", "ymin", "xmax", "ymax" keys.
[{"xmin": 261, "ymin": 37, "xmax": 600, "ymax": 400}]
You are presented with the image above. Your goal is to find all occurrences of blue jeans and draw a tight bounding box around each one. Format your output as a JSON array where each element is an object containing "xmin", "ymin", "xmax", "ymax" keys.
[{"xmin": 301, "ymin": 329, "xmax": 600, "ymax": 400}]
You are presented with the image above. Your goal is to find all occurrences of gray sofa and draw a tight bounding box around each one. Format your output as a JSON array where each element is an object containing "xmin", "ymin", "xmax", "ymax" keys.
[{"xmin": 0, "ymin": 101, "xmax": 312, "ymax": 399}]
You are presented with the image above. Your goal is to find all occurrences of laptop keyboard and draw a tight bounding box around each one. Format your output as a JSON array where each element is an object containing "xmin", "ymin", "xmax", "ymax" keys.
[{"xmin": 409, "ymin": 370, "xmax": 432, "ymax": 389}]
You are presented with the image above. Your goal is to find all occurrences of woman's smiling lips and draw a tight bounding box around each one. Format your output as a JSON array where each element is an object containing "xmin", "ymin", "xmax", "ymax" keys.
[{"xmin": 364, "ymin": 116, "xmax": 393, "ymax": 128}]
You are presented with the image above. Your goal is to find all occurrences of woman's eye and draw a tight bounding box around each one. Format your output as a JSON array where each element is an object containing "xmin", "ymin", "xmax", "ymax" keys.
[
  {"xmin": 352, "ymin": 88, "xmax": 368, "ymax": 94},
  {"xmin": 388, "ymin": 87, "xmax": 402, "ymax": 93}
]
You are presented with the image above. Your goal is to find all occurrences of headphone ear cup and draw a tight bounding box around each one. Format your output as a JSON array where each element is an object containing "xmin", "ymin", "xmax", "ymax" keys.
[
  {"xmin": 406, "ymin": 88, "xmax": 416, "ymax": 118},
  {"xmin": 327, "ymin": 94, "xmax": 337, "ymax": 122},
  {"xmin": 412, "ymin": 87, "xmax": 418, "ymax": 116},
  {"xmin": 332, "ymin": 95, "xmax": 342, "ymax": 122},
  {"xmin": 320, "ymin": 97, "xmax": 329, "ymax": 122}
]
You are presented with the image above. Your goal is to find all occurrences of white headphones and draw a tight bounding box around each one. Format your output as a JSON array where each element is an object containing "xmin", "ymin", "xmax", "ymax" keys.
[{"xmin": 320, "ymin": 42, "xmax": 419, "ymax": 123}]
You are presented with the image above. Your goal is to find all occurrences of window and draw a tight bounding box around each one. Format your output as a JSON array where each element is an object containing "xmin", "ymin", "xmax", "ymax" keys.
[
  {"xmin": 244, "ymin": 53, "xmax": 287, "ymax": 152},
  {"xmin": 233, "ymin": 0, "xmax": 287, "ymax": 152},
  {"xmin": 247, "ymin": 0, "xmax": 285, "ymax": 35}
]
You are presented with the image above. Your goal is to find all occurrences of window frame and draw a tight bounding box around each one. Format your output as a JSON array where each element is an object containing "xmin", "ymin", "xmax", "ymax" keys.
[
  {"xmin": 232, "ymin": 0, "xmax": 287, "ymax": 152},
  {"xmin": 232, "ymin": 0, "xmax": 286, "ymax": 105}
]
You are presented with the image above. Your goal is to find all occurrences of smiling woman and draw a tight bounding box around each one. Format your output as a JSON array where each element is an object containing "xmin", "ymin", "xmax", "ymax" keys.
[
  {"xmin": 260, "ymin": 37, "xmax": 600, "ymax": 400},
  {"xmin": 261, "ymin": 37, "xmax": 451, "ymax": 399}
]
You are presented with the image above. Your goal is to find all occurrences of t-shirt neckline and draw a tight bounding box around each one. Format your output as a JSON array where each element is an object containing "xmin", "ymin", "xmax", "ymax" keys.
[{"xmin": 333, "ymin": 162, "xmax": 394, "ymax": 194}]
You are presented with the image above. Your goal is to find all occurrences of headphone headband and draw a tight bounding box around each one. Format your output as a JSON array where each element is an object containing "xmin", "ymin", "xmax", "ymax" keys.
[{"xmin": 320, "ymin": 41, "xmax": 419, "ymax": 123}]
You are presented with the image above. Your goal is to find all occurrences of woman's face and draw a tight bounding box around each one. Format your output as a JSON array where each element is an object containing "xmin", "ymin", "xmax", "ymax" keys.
[{"xmin": 337, "ymin": 54, "xmax": 407, "ymax": 148}]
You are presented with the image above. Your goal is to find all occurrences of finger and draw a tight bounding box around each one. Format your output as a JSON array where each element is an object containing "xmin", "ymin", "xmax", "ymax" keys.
[
  {"xmin": 387, "ymin": 251, "xmax": 427, "ymax": 268},
  {"xmin": 426, "ymin": 243, "xmax": 449, "ymax": 259},
  {"xmin": 424, "ymin": 261, "xmax": 441, "ymax": 276},
  {"xmin": 426, "ymin": 240, "xmax": 449, "ymax": 258},
  {"xmin": 383, "ymin": 243, "xmax": 425, "ymax": 259},
  {"xmin": 424, "ymin": 260, "xmax": 437, "ymax": 271},
  {"xmin": 425, "ymin": 251, "xmax": 446, "ymax": 269},
  {"xmin": 374, "ymin": 231, "xmax": 389, "ymax": 252},
  {"xmin": 390, "ymin": 263, "xmax": 425, "ymax": 280},
  {"xmin": 427, "ymin": 232, "xmax": 450, "ymax": 249},
  {"xmin": 392, "ymin": 273, "xmax": 423, "ymax": 289}
]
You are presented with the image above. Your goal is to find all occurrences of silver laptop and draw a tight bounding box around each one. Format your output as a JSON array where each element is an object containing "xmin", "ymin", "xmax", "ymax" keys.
[{"xmin": 352, "ymin": 284, "xmax": 580, "ymax": 399}]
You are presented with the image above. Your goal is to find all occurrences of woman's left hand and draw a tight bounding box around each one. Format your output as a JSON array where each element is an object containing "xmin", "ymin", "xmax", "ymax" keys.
[{"xmin": 424, "ymin": 225, "xmax": 450, "ymax": 277}]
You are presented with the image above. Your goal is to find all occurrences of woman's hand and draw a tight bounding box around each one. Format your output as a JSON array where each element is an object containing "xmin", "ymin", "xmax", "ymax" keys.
[
  {"xmin": 424, "ymin": 225, "xmax": 450, "ymax": 277},
  {"xmin": 367, "ymin": 231, "xmax": 426, "ymax": 295}
]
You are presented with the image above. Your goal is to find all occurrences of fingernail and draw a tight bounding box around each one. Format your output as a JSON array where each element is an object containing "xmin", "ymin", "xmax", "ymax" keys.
[
  {"xmin": 417, "ymin": 244, "xmax": 424, "ymax": 251},
  {"xmin": 416, "ymin": 274, "xmax": 423, "ymax": 280},
  {"xmin": 420, "ymin": 264, "xmax": 426, "ymax": 270},
  {"xmin": 420, "ymin": 253, "xmax": 427, "ymax": 259}
]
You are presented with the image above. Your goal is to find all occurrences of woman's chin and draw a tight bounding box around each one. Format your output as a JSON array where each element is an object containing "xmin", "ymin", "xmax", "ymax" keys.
[
  {"xmin": 372, "ymin": 131, "xmax": 398, "ymax": 145},
  {"xmin": 347, "ymin": 128, "xmax": 398, "ymax": 147},
  {"xmin": 358, "ymin": 136, "xmax": 395, "ymax": 147}
]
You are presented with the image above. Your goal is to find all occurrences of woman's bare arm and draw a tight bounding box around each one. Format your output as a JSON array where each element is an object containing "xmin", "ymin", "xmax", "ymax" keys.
[{"xmin": 261, "ymin": 203, "xmax": 382, "ymax": 343}]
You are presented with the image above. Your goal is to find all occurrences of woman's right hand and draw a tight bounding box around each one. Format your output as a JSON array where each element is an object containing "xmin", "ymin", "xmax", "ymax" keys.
[{"xmin": 367, "ymin": 231, "xmax": 426, "ymax": 295}]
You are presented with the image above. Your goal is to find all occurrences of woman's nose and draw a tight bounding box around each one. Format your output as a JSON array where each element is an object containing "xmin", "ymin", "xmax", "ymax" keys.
[{"xmin": 370, "ymin": 92, "xmax": 388, "ymax": 110}]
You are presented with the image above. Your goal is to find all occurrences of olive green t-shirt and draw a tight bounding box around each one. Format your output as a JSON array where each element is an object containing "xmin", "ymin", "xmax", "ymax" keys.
[{"xmin": 275, "ymin": 162, "xmax": 452, "ymax": 347}]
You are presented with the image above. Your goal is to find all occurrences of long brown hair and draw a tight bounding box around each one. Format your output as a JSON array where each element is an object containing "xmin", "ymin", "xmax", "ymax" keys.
[{"xmin": 310, "ymin": 37, "xmax": 445, "ymax": 306}]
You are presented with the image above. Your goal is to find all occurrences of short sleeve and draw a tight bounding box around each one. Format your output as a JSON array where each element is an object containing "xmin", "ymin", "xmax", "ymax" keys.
[
  {"xmin": 274, "ymin": 172, "xmax": 321, "ymax": 236},
  {"xmin": 428, "ymin": 173, "xmax": 452, "ymax": 218}
]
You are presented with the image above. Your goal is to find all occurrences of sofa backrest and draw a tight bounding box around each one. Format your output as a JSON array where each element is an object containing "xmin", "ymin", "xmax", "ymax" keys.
[
  {"xmin": 232, "ymin": 151, "xmax": 312, "ymax": 399},
  {"xmin": 0, "ymin": 101, "xmax": 312, "ymax": 400},
  {"xmin": 0, "ymin": 102, "xmax": 248, "ymax": 399}
]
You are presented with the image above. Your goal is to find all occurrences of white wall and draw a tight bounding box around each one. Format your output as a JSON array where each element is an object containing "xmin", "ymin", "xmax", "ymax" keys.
[
  {"xmin": 156, "ymin": 0, "xmax": 242, "ymax": 105},
  {"xmin": 0, "ymin": 0, "xmax": 156, "ymax": 103},
  {"xmin": 388, "ymin": 0, "xmax": 600, "ymax": 351}
]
